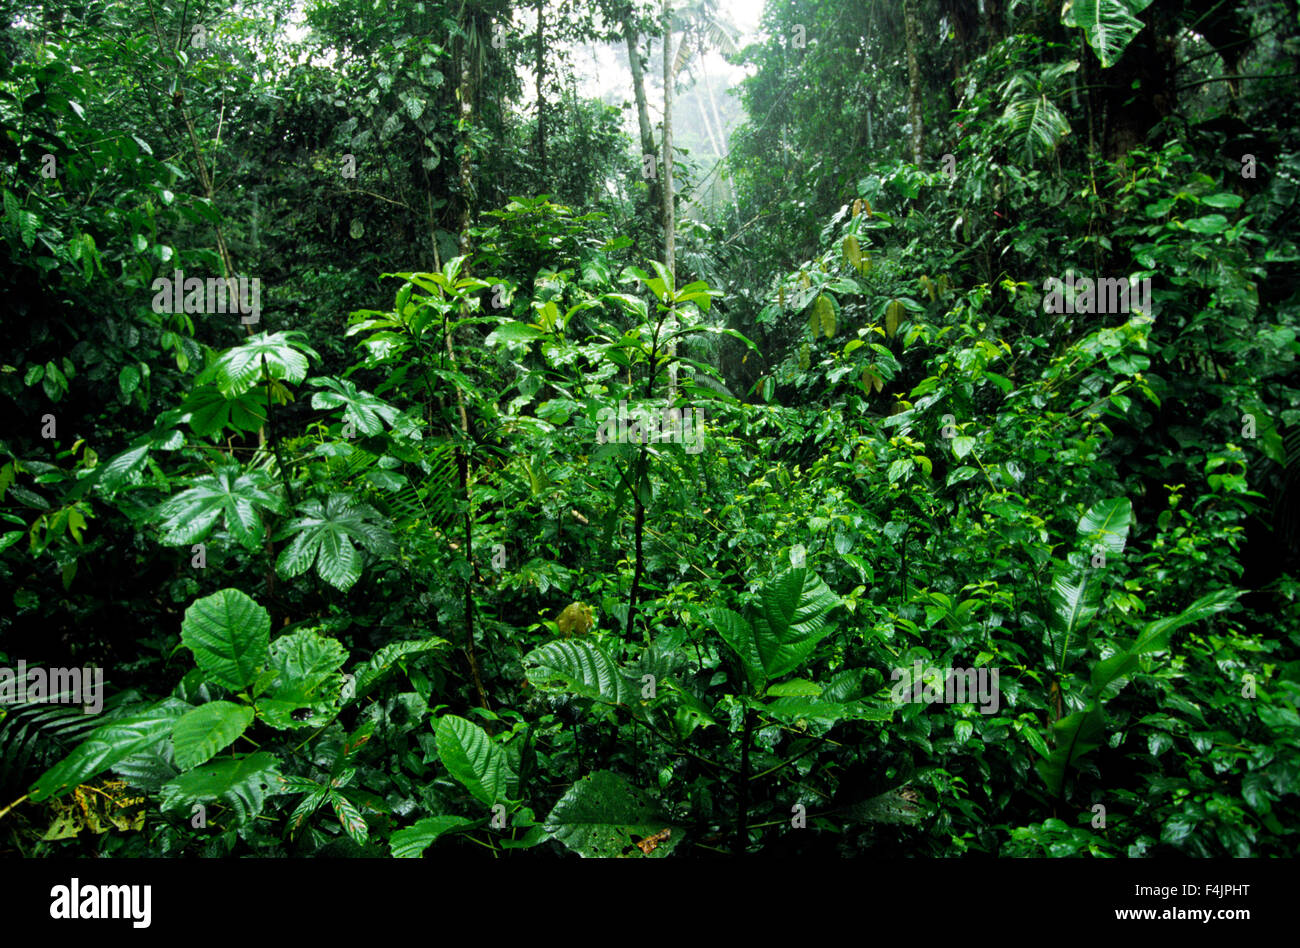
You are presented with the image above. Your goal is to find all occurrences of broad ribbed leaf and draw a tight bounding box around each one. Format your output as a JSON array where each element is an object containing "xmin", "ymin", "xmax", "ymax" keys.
[
  {"xmin": 846, "ymin": 788, "xmax": 923, "ymax": 825},
  {"xmin": 96, "ymin": 445, "xmax": 149, "ymax": 492},
  {"xmin": 275, "ymin": 494, "xmax": 395, "ymax": 591},
  {"xmin": 154, "ymin": 466, "xmax": 285, "ymax": 549},
  {"xmin": 766, "ymin": 679, "xmax": 823, "ymax": 697},
  {"xmin": 257, "ymin": 629, "xmax": 348, "ymax": 729},
  {"xmin": 1077, "ymin": 497, "xmax": 1133, "ymax": 555},
  {"xmin": 764, "ymin": 696, "xmax": 894, "ymax": 726},
  {"xmin": 29, "ymin": 700, "xmax": 187, "ymax": 801},
  {"xmin": 390, "ymin": 815, "xmax": 472, "ymax": 857},
  {"xmin": 434, "ymin": 714, "xmax": 511, "ymax": 805},
  {"xmin": 522, "ymin": 639, "xmax": 633, "ymax": 705},
  {"xmin": 714, "ymin": 569, "xmax": 839, "ymax": 688},
  {"xmin": 811, "ymin": 294, "xmax": 836, "ymax": 338},
  {"xmin": 544, "ymin": 770, "xmax": 680, "ymax": 858},
  {"xmin": 180, "ymin": 588, "xmax": 270, "ymax": 692},
  {"xmin": 756, "ymin": 568, "xmax": 839, "ymax": 680},
  {"xmin": 713, "ymin": 607, "xmax": 762, "ymax": 686},
  {"xmin": 885, "ymin": 300, "xmax": 904, "ymax": 338},
  {"xmin": 1062, "ymin": 0, "xmax": 1153, "ymax": 68},
  {"xmin": 171, "ymin": 701, "xmax": 254, "ymax": 769},
  {"xmin": 159, "ymin": 751, "xmax": 284, "ymax": 825}
]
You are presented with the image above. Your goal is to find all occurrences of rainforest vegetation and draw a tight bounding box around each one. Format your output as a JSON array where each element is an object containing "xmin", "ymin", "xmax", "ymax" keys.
[{"xmin": 1, "ymin": 0, "xmax": 1298, "ymax": 859}]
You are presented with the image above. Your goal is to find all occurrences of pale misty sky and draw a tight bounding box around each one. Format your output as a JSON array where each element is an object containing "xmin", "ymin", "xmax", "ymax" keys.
[{"xmin": 565, "ymin": 0, "xmax": 767, "ymax": 156}]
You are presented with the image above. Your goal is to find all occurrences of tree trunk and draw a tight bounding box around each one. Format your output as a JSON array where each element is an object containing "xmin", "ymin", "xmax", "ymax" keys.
[
  {"xmin": 662, "ymin": 0, "xmax": 677, "ymax": 398},
  {"xmin": 904, "ymin": 0, "xmax": 923, "ymax": 166},
  {"xmin": 625, "ymin": 23, "xmax": 660, "ymax": 212},
  {"xmin": 456, "ymin": 26, "xmax": 476, "ymax": 257},
  {"xmin": 535, "ymin": 0, "xmax": 546, "ymax": 166}
]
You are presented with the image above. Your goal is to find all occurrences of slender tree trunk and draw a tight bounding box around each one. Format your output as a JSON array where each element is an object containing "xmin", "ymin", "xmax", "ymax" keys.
[
  {"xmin": 535, "ymin": 0, "xmax": 546, "ymax": 165},
  {"xmin": 662, "ymin": 0, "xmax": 677, "ymax": 398},
  {"xmin": 625, "ymin": 24, "xmax": 660, "ymax": 212},
  {"xmin": 456, "ymin": 26, "xmax": 476, "ymax": 257},
  {"xmin": 904, "ymin": 0, "xmax": 923, "ymax": 165},
  {"xmin": 451, "ymin": 14, "xmax": 488, "ymax": 711}
]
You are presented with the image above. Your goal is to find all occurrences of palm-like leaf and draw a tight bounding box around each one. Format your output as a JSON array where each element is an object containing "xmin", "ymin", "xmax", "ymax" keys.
[
  {"xmin": 207, "ymin": 331, "xmax": 318, "ymax": 397},
  {"xmin": 308, "ymin": 376, "xmax": 400, "ymax": 436},
  {"xmin": 999, "ymin": 82, "xmax": 1071, "ymax": 163},
  {"xmin": 275, "ymin": 493, "xmax": 395, "ymax": 591},
  {"xmin": 154, "ymin": 466, "xmax": 285, "ymax": 550}
]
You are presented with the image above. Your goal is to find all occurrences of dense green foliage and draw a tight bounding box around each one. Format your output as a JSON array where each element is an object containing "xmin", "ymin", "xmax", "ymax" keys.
[{"xmin": 1, "ymin": 0, "xmax": 1298, "ymax": 858}]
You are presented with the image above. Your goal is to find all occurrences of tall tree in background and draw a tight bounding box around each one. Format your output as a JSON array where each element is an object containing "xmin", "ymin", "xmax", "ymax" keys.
[
  {"xmin": 904, "ymin": 0, "xmax": 923, "ymax": 164},
  {"xmin": 662, "ymin": 0, "xmax": 677, "ymax": 395}
]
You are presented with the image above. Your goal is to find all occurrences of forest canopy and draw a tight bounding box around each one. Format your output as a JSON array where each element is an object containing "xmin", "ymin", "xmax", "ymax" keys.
[{"xmin": 0, "ymin": 0, "xmax": 1297, "ymax": 862}]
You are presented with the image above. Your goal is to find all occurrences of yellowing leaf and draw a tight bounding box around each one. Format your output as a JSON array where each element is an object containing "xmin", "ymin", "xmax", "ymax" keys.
[
  {"xmin": 861, "ymin": 367, "xmax": 883, "ymax": 394},
  {"xmin": 885, "ymin": 300, "xmax": 905, "ymax": 339},
  {"xmin": 852, "ymin": 199, "xmax": 863, "ymax": 218},
  {"xmin": 812, "ymin": 295, "xmax": 836, "ymax": 338},
  {"xmin": 843, "ymin": 235, "xmax": 863, "ymax": 273},
  {"xmin": 799, "ymin": 343, "xmax": 810, "ymax": 371},
  {"xmin": 800, "ymin": 271, "xmax": 811, "ymax": 289}
]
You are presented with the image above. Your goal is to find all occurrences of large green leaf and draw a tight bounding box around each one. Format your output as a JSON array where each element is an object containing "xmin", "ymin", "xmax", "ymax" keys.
[
  {"xmin": 544, "ymin": 770, "xmax": 680, "ymax": 858},
  {"xmin": 154, "ymin": 466, "xmax": 285, "ymax": 549},
  {"xmin": 1077, "ymin": 497, "xmax": 1133, "ymax": 555},
  {"xmin": 714, "ymin": 568, "xmax": 839, "ymax": 688},
  {"xmin": 522, "ymin": 639, "xmax": 633, "ymax": 706},
  {"xmin": 999, "ymin": 88, "xmax": 1071, "ymax": 162},
  {"xmin": 845, "ymin": 788, "xmax": 923, "ymax": 825},
  {"xmin": 28, "ymin": 700, "xmax": 188, "ymax": 801},
  {"xmin": 308, "ymin": 376, "xmax": 400, "ymax": 435},
  {"xmin": 1038, "ymin": 588, "xmax": 1239, "ymax": 797},
  {"xmin": 207, "ymin": 331, "xmax": 317, "ymax": 397},
  {"xmin": 180, "ymin": 588, "xmax": 270, "ymax": 692},
  {"xmin": 159, "ymin": 751, "xmax": 285, "ymax": 825},
  {"xmin": 1091, "ymin": 588, "xmax": 1240, "ymax": 697},
  {"xmin": 390, "ymin": 815, "xmax": 473, "ymax": 857},
  {"xmin": 181, "ymin": 385, "xmax": 266, "ymax": 437},
  {"xmin": 1062, "ymin": 0, "xmax": 1154, "ymax": 68},
  {"xmin": 275, "ymin": 494, "xmax": 395, "ymax": 591},
  {"xmin": 1035, "ymin": 706, "xmax": 1106, "ymax": 798},
  {"xmin": 434, "ymin": 714, "xmax": 512, "ymax": 805},
  {"xmin": 95, "ymin": 444, "xmax": 150, "ymax": 493},
  {"xmin": 257, "ymin": 629, "xmax": 348, "ymax": 729},
  {"xmin": 1048, "ymin": 566, "xmax": 1100, "ymax": 669},
  {"xmin": 171, "ymin": 701, "xmax": 254, "ymax": 769}
]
